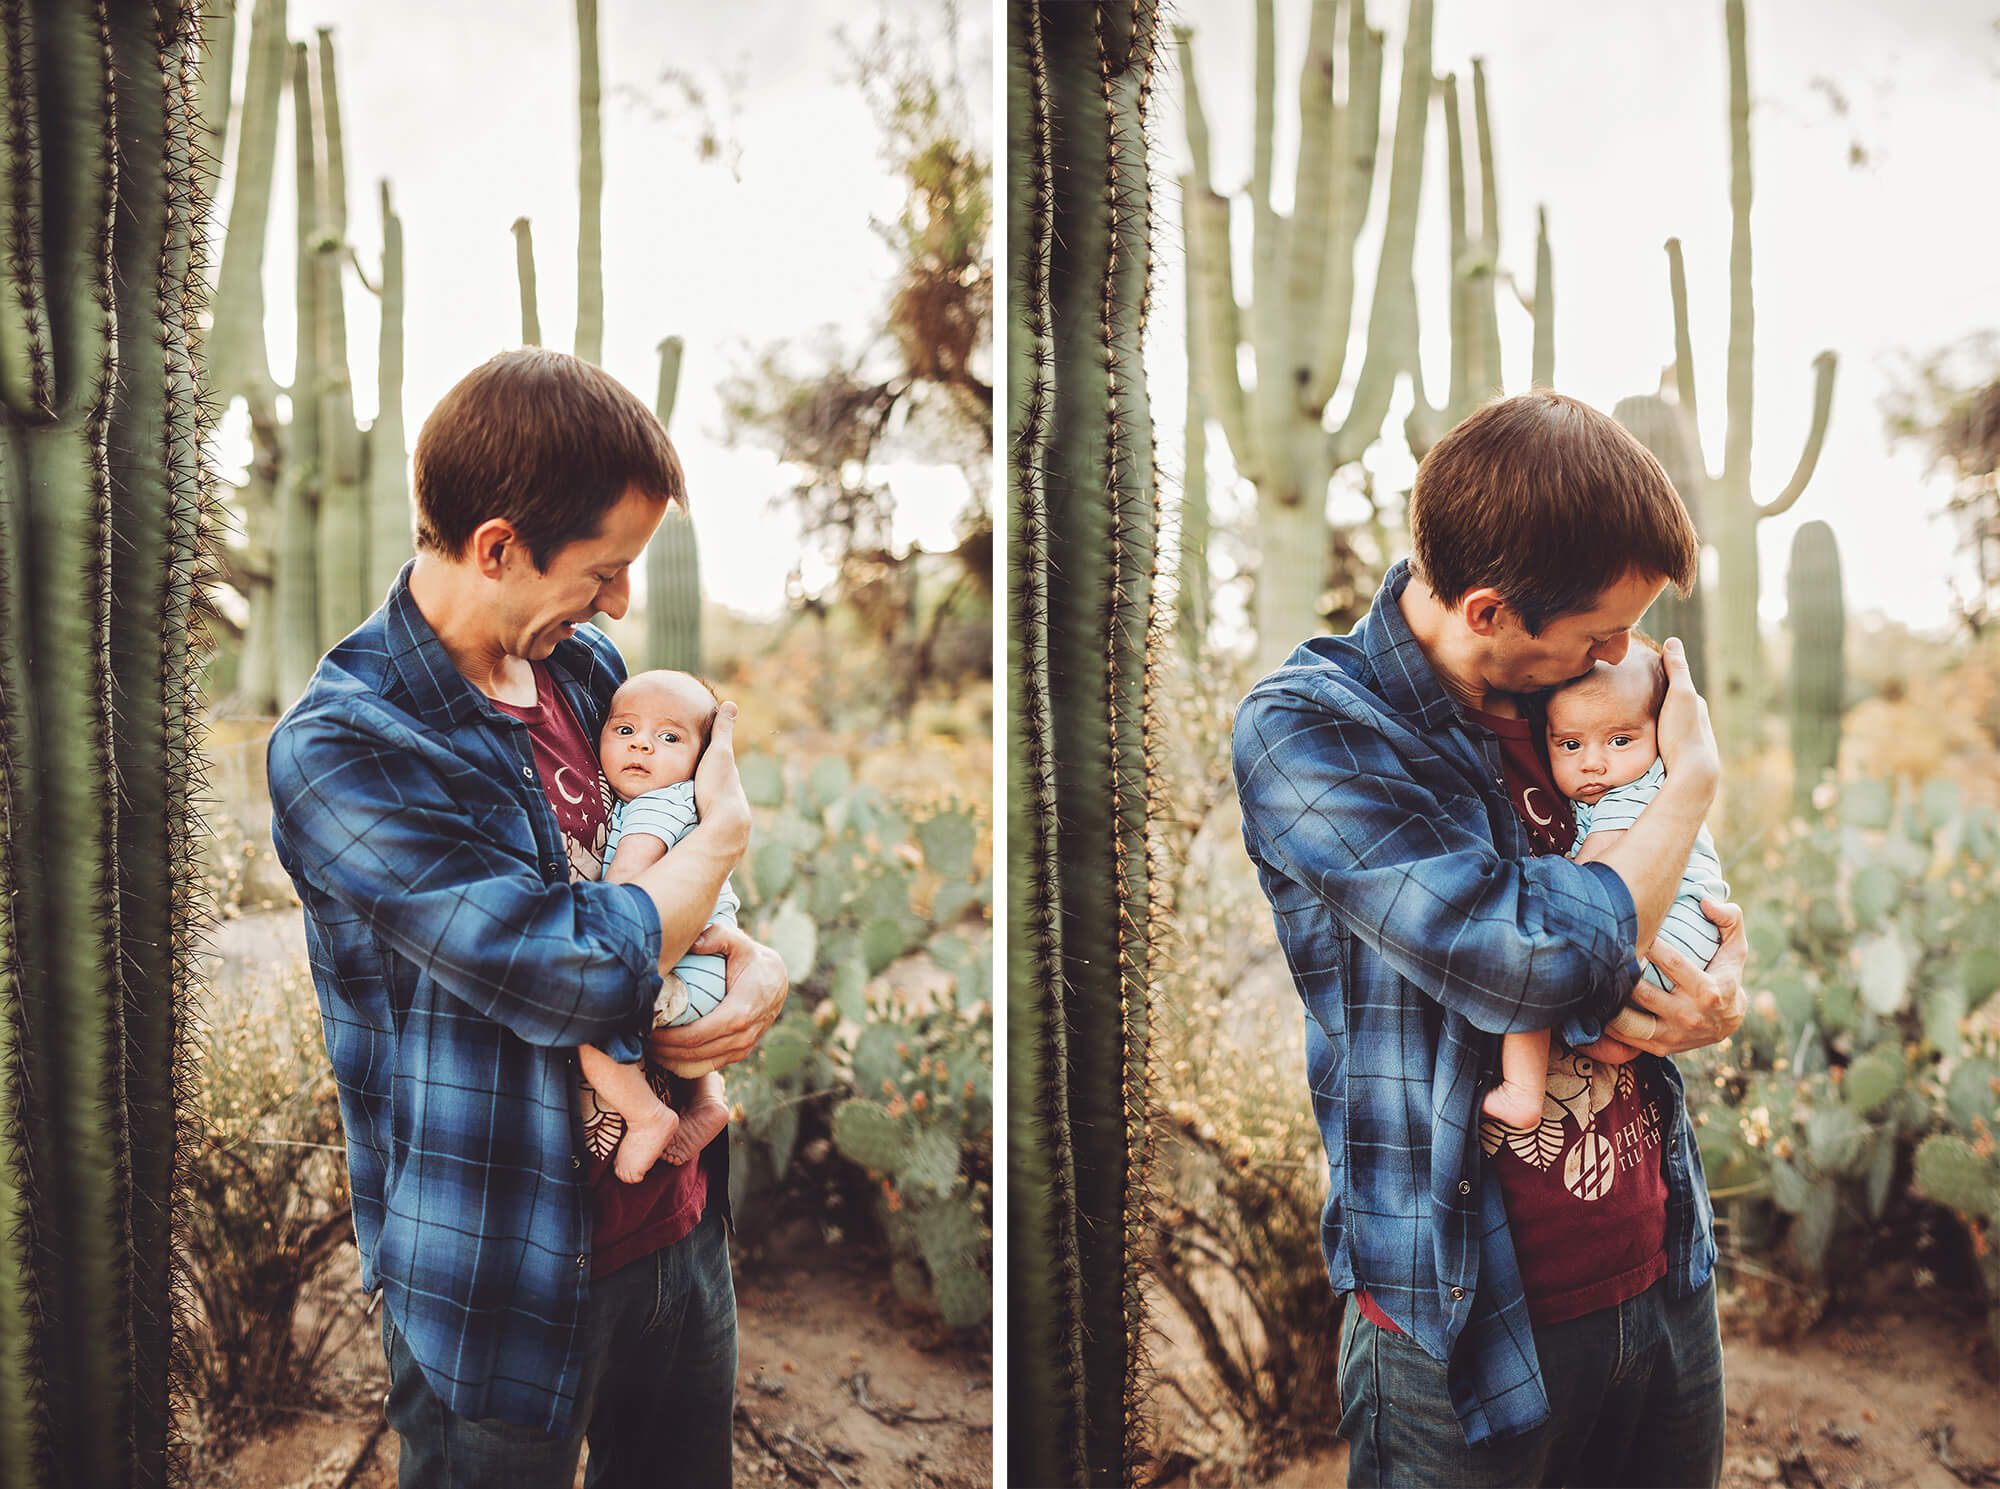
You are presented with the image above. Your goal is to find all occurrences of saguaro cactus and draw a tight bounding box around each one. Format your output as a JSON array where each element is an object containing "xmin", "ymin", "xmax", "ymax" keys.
[
  {"xmin": 1618, "ymin": 390, "xmax": 1710, "ymax": 690},
  {"xmin": 1662, "ymin": 0, "xmax": 1836, "ymax": 760},
  {"xmin": 367, "ymin": 180, "xmax": 410, "ymax": 603},
  {"xmin": 0, "ymin": 3, "xmax": 213, "ymax": 1482},
  {"xmin": 1179, "ymin": 0, "xmax": 1554, "ymax": 665},
  {"xmin": 574, "ymin": 0, "xmax": 604, "ymax": 365},
  {"xmin": 646, "ymin": 336, "xmax": 702, "ymax": 671},
  {"xmin": 1786, "ymin": 520, "xmax": 1844, "ymax": 811},
  {"xmin": 1009, "ymin": 2, "xmax": 1163, "ymax": 1483}
]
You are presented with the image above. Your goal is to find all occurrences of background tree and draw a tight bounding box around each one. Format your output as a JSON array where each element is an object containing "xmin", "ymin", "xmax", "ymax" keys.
[{"xmin": 1883, "ymin": 334, "xmax": 2000, "ymax": 637}]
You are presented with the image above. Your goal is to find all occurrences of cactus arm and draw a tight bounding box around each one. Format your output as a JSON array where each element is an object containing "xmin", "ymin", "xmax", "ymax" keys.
[
  {"xmin": 1722, "ymin": 0, "xmax": 1752, "ymax": 487},
  {"xmin": 1245, "ymin": 0, "xmax": 1291, "ymax": 495},
  {"xmin": 1471, "ymin": 58, "xmax": 1500, "ymax": 398},
  {"xmin": 1786, "ymin": 521, "xmax": 1843, "ymax": 809},
  {"xmin": 1281, "ymin": 0, "xmax": 1335, "ymax": 390},
  {"xmin": 511, "ymin": 215, "xmax": 540, "ymax": 347},
  {"xmin": 1250, "ymin": 0, "xmax": 1275, "ymax": 265},
  {"xmin": 276, "ymin": 40, "xmax": 320, "ymax": 699},
  {"xmin": 107, "ymin": 7, "xmax": 209, "ymax": 1470},
  {"xmin": 1438, "ymin": 72, "xmax": 1468, "ymax": 422},
  {"xmin": 1531, "ymin": 204, "xmax": 1553, "ymax": 388},
  {"xmin": 574, "ymin": 0, "xmax": 602, "ymax": 365},
  {"xmin": 1007, "ymin": 8, "xmax": 1085, "ymax": 1474},
  {"xmin": 1666, "ymin": 235, "xmax": 1702, "ymax": 452},
  {"xmin": 312, "ymin": 29, "xmax": 365, "ymax": 643},
  {"xmin": 644, "ymin": 337, "xmax": 700, "ymax": 672},
  {"xmin": 205, "ymin": 0, "xmax": 282, "ymax": 400},
  {"xmin": 1329, "ymin": 0, "xmax": 1431, "ymax": 468},
  {"xmin": 1177, "ymin": 28, "xmax": 1253, "ymax": 480},
  {"xmin": 1304, "ymin": 15, "xmax": 1380, "ymax": 412},
  {"xmin": 1178, "ymin": 174, "xmax": 1210, "ymax": 658},
  {"xmin": 1757, "ymin": 350, "xmax": 1837, "ymax": 519},
  {"xmin": 367, "ymin": 179, "xmax": 408, "ymax": 603}
]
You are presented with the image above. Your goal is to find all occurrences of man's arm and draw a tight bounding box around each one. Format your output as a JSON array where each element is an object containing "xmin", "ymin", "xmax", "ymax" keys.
[
  {"xmin": 270, "ymin": 710, "xmax": 662, "ymax": 1048},
  {"xmin": 1232, "ymin": 683, "xmax": 1641, "ymax": 1036}
]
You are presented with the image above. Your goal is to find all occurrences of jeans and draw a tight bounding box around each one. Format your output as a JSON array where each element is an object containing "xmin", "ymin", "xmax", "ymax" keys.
[
  {"xmin": 1338, "ymin": 1276, "xmax": 1725, "ymax": 1488},
  {"xmin": 383, "ymin": 1207, "xmax": 737, "ymax": 1489}
]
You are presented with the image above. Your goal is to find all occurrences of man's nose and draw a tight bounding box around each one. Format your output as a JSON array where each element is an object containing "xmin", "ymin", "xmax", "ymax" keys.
[
  {"xmin": 1591, "ymin": 632, "xmax": 1631, "ymax": 665},
  {"xmin": 598, "ymin": 571, "xmax": 631, "ymax": 620}
]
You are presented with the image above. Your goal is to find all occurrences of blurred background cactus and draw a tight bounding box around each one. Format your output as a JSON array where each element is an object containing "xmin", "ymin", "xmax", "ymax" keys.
[
  {"xmin": 646, "ymin": 335, "xmax": 703, "ymax": 672},
  {"xmin": 1787, "ymin": 520, "xmax": 1846, "ymax": 811},
  {"xmin": 0, "ymin": 1, "xmax": 216, "ymax": 1483}
]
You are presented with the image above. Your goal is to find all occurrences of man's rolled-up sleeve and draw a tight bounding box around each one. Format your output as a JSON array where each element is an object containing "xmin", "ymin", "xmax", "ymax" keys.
[
  {"xmin": 1233, "ymin": 686, "xmax": 1642, "ymax": 1036},
  {"xmin": 270, "ymin": 713, "xmax": 663, "ymax": 1047}
]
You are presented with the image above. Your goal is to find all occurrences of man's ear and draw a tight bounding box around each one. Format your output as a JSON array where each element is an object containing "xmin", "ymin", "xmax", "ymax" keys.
[
  {"xmin": 1459, "ymin": 586, "xmax": 1509, "ymax": 637},
  {"xmin": 466, "ymin": 517, "xmax": 520, "ymax": 579}
]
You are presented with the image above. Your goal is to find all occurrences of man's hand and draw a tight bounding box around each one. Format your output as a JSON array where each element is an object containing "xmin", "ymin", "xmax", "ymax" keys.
[
  {"xmin": 1654, "ymin": 638, "xmax": 1721, "ymax": 801},
  {"xmin": 1581, "ymin": 899, "xmax": 1747, "ymax": 1061},
  {"xmin": 649, "ymin": 922, "xmax": 788, "ymax": 1078},
  {"xmin": 691, "ymin": 701, "xmax": 751, "ymax": 853}
]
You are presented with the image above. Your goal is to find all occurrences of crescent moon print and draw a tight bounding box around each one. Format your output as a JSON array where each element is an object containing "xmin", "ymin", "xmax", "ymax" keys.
[
  {"xmin": 1521, "ymin": 786, "xmax": 1554, "ymax": 826},
  {"xmin": 552, "ymin": 765, "xmax": 587, "ymax": 805}
]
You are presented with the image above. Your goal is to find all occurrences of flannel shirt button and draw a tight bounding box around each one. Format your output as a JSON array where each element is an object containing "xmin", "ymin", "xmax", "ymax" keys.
[
  {"xmin": 522, "ymin": 765, "xmax": 535, "ymax": 781},
  {"xmin": 1457, "ymin": 1180, "xmax": 1471, "ymax": 1196},
  {"xmin": 546, "ymin": 860, "xmax": 562, "ymax": 878},
  {"xmin": 571, "ymin": 1155, "xmax": 581, "ymax": 1169},
  {"xmin": 1450, "ymin": 1285, "xmax": 1466, "ymax": 1301},
  {"xmin": 576, "ymin": 1254, "xmax": 587, "ymax": 1270}
]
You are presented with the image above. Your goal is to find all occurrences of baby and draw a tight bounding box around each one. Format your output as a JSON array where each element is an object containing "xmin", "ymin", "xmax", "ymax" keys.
[
  {"xmin": 576, "ymin": 669, "xmax": 739, "ymax": 1181},
  {"xmin": 1480, "ymin": 639, "xmax": 1730, "ymax": 1131}
]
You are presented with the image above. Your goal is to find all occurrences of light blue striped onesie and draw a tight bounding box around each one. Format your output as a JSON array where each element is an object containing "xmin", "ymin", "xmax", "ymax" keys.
[
  {"xmin": 1570, "ymin": 758, "xmax": 1728, "ymax": 991},
  {"xmin": 603, "ymin": 780, "xmax": 739, "ymax": 1024}
]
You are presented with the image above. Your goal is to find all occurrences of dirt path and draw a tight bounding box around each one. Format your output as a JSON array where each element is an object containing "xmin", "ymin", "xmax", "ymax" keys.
[
  {"xmin": 196, "ymin": 1250, "xmax": 992, "ymax": 1489},
  {"xmin": 1156, "ymin": 1293, "xmax": 1999, "ymax": 1489}
]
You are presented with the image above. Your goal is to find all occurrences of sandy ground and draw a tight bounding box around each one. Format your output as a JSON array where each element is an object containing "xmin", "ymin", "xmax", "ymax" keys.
[
  {"xmin": 192, "ymin": 1244, "xmax": 993, "ymax": 1489},
  {"xmin": 1154, "ymin": 1289, "xmax": 1999, "ymax": 1489}
]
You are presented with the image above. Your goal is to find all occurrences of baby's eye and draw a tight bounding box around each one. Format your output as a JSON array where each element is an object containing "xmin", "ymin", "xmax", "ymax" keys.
[
  {"xmin": 659, "ymin": 730, "xmax": 680, "ymax": 744},
  {"xmin": 1556, "ymin": 739, "xmax": 1580, "ymax": 752},
  {"xmin": 614, "ymin": 724, "xmax": 634, "ymax": 736},
  {"xmin": 1611, "ymin": 734, "xmax": 1634, "ymax": 747}
]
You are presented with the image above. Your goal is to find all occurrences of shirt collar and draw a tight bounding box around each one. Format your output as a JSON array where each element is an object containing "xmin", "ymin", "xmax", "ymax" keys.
[
  {"xmin": 1358, "ymin": 559, "xmax": 1466, "ymax": 735},
  {"xmin": 380, "ymin": 559, "xmax": 601, "ymax": 730}
]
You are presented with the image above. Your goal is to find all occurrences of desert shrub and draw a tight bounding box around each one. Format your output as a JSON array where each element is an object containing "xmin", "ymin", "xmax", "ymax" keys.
[
  {"xmin": 722, "ymin": 750, "xmax": 993, "ymax": 1328},
  {"xmin": 185, "ymin": 966, "xmax": 358, "ymax": 1429},
  {"xmin": 1687, "ymin": 776, "xmax": 2000, "ymax": 1349}
]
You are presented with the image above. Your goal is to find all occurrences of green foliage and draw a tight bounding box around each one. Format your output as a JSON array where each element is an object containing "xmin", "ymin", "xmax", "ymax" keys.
[
  {"xmin": 1685, "ymin": 776, "xmax": 2000, "ymax": 1339},
  {"xmin": 722, "ymin": 754, "xmax": 991, "ymax": 1331}
]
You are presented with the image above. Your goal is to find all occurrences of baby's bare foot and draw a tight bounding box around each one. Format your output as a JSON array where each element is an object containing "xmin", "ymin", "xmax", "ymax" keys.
[
  {"xmin": 662, "ymin": 1100, "xmax": 730, "ymax": 1167},
  {"xmin": 614, "ymin": 1103, "xmax": 679, "ymax": 1183},
  {"xmin": 1481, "ymin": 1080, "xmax": 1545, "ymax": 1132}
]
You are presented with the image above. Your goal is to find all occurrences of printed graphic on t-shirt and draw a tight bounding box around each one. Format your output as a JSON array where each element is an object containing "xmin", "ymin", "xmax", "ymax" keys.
[
  {"xmin": 1480, "ymin": 1044, "xmax": 1664, "ymax": 1201},
  {"xmin": 556, "ymin": 775, "xmax": 613, "ymax": 882}
]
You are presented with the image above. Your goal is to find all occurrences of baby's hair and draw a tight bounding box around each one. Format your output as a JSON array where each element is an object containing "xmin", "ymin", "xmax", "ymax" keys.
[{"xmin": 1549, "ymin": 629, "xmax": 1669, "ymax": 716}]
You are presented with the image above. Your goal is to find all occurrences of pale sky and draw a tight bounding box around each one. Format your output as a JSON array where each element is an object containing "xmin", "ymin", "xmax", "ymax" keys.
[
  {"xmin": 1162, "ymin": 0, "xmax": 2000, "ymax": 632},
  {"xmin": 212, "ymin": 0, "xmax": 991, "ymax": 618}
]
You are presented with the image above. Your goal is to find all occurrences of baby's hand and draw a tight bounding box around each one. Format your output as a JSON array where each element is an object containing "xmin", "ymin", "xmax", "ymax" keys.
[{"xmin": 1653, "ymin": 638, "xmax": 1719, "ymax": 799}]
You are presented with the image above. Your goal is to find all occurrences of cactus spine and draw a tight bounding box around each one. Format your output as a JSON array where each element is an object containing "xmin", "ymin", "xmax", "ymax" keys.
[
  {"xmin": 1786, "ymin": 520, "xmax": 1844, "ymax": 811},
  {"xmin": 1664, "ymin": 0, "xmax": 1836, "ymax": 760},
  {"xmin": 646, "ymin": 336, "xmax": 702, "ymax": 671},
  {"xmin": 1618, "ymin": 391, "xmax": 1711, "ymax": 690},
  {"xmin": 1010, "ymin": 2, "xmax": 1163, "ymax": 1482},
  {"xmin": 0, "ymin": 3, "xmax": 213, "ymax": 1481}
]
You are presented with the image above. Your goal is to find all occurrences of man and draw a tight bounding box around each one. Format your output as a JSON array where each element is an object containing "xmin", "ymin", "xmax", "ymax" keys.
[
  {"xmin": 269, "ymin": 348, "xmax": 787, "ymax": 1488},
  {"xmin": 1232, "ymin": 391, "xmax": 1747, "ymax": 1488}
]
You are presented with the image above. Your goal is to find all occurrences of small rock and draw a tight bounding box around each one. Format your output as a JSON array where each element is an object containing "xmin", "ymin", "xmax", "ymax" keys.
[{"xmin": 1746, "ymin": 1454, "xmax": 1781, "ymax": 1481}]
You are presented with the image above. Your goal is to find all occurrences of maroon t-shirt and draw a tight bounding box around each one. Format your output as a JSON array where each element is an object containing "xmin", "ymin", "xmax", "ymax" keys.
[
  {"xmin": 491, "ymin": 662, "xmax": 707, "ymax": 1279},
  {"xmin": 1360, "ymin": 704, "xmax": 1667, "ymax": 1332}
]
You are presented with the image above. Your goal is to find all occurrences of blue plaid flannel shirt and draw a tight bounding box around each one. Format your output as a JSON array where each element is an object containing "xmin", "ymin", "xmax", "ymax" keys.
[
  {"xmin": 269, "ymin": 565, "xmax": 725, "ymax": 1434},
  {"xmin": 1231, "ymin": 559, "xmax": 1718, "ymax": 1446}
]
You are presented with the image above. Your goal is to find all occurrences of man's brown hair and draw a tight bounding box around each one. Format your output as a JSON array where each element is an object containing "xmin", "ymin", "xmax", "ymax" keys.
[
  {"xmin": 413, "ymin": 348, "xmax": 686, "ymax": 569},
  {"xmin": 1408, "ymin": 390, "xmax": 1700, "ymax": 634}
]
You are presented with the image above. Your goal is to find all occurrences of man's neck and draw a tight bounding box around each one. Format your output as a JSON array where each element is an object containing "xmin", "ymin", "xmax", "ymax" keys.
[
  {"xmin": 1397, "ymin": 578, "xmax": 1518, "ymax": 717},
  {"xmin": 407, "ymin": 554, "xmax": 537, "ymax": 704}
]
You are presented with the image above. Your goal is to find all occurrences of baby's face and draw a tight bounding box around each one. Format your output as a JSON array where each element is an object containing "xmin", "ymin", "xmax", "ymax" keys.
[
  {"xmin": 599, "ymin": 672, "xmax": 713, "ymax": 801},
  {"xmin": 1544, "ymin": 656, "xmax": 1660, "ymax": 804}
]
